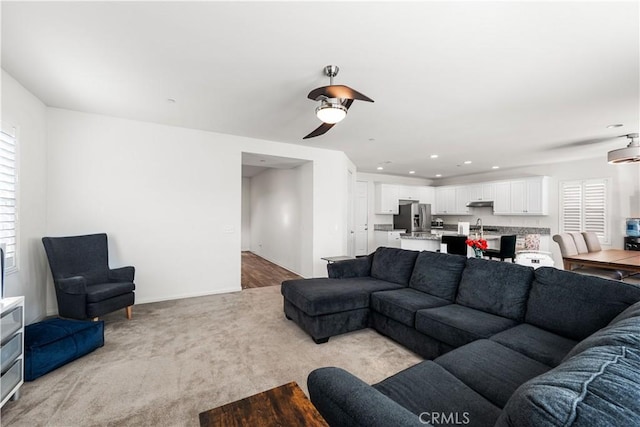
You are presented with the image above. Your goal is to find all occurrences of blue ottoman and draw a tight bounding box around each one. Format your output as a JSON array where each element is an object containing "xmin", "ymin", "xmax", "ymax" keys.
[{"xmin": 24, "ymin": 318, "xmax": 104, "ymax": 381}]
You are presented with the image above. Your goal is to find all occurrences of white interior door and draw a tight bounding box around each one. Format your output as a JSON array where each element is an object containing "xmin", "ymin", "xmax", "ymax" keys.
[
  {"xmin": 355, "ymin": 181, "xmax": 368, "ymax": 255},
  {"xmin": 347, "ymin": 170, "xmax": 355, "ymax": 257}
]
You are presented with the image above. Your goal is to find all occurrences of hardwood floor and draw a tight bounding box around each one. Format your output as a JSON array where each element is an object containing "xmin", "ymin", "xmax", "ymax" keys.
[{"xmin": 241, "ymin": 251, "xmax": 302, "ymax": 289}]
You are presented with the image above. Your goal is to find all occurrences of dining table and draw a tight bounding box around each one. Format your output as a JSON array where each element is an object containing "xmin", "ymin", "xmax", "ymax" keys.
[{"xmin": 562, "ymin": 249, "xmax": 640, "ymax": 274}]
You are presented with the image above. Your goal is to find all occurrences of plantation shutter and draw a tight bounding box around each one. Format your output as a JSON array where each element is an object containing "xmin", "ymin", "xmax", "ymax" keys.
[
  {"xmin": 583, "ymin": 180, "xmax": 607, "ymax": 241},
  {"xmin": 560, "ymin": 182, "xmax": 582, "ymax": 233},
  {"xmin": 559, "ymin": 179, "xmax": 610, "ymax": 245},
  {"xmin": 0, "ymin": 125, "xmax": 17, "ymax": 270}
]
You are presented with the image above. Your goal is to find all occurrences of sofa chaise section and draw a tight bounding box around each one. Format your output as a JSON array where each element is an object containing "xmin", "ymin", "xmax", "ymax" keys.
[{"xmin": 281, "ymin": 247, "xmax": 418, "ymax": 343}]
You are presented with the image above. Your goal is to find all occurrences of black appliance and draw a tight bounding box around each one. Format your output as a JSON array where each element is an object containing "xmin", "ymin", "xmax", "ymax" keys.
[{"xmin": 625, "ymin": 236, "xmax": 640, "ymax": 251}]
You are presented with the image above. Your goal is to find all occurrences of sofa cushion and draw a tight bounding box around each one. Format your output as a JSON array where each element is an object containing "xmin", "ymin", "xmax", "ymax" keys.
[
  {"xmin": 85, "ymin": 282, "xmax": 135, "ymax": 303},
  {"xmin": 281, "ymin": 277, "xmax": 404, "ymax": 316},
  {"xmin": 609, "ymin": 299, "xmax": 640, "ymax": 324},
  {"xmin": 490, "ymin": 324, "xmax": 577, "ymax": 367},
  {"xmin": 370, "ymin": 288, "xmax": 451, "ymax": 327},
  {"xmin": 327, "ymin": 255, "xmax": 373, "ymax": 279},
  {"xmin": 408, "ymin": 251, "xmax": 467, "ymax": 301},
  {"xmin": 415, "ymin": 304, "xmax": 518, "ymax": 348},
  {"xmin": 373, "ymin": 360, "xmax": 502, "ymax": 426},
  {"xmin": 435, "ymin": 340, "xmax": 550, "ymax": 408},
  {"xmin": 455, "ymin": 257, "xmax": 534, "ymax": 321},
  {"xmin": 496, "ymin": 346, "xmax": 640, "ymax": 427},
  {"xmin": 525, "ymin": 267, "xmax": 640, "ymax": 341},
  {"xmin": 370, "ymin": 247, "xmax": 419, "ymax": 286},
  {"xmin": 562, "ymin": 317, "xmax": 640, "ymax": 362}
]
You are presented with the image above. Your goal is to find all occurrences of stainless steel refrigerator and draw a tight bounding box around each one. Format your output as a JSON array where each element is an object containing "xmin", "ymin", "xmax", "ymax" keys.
[{"xmin": 393, "ymin": 202, "xmax": 431, "ymax": 232}]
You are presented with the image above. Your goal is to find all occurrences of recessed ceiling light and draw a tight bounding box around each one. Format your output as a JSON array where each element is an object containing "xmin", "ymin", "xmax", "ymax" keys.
[
  {"xmin": 464, "ymin": 160, "xmax": 472, "ymax": 164},
  {"xmin": 409, "ymin": 171, "xmax": 416, "ymax": 174},
  {"xmin": 435, "ymin": 174, "xmax": 442, "ymax": 178},
  {"xmin": 607, "ymin": 124, "xmax": 623, "ymax": 128},
  {"xmin": 430, "ymin": 154, "xmax": 438, "ymax": 159},
  {"xmin": 167, "ymin": 98, "xmax": 176, "ymax": 103},
  {"xmin": 377, "ymin": 166, "xmax": 384, "ymax": 170},
  {"xmin": 492, "ymin": 166, "xmax": 500, "ymax": 169}
]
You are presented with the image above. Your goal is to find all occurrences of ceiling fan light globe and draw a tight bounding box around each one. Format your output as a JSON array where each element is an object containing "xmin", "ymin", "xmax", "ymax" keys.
[{"xmin": 316, "ymin": 102, "xmax": 347, "ymax": 124}]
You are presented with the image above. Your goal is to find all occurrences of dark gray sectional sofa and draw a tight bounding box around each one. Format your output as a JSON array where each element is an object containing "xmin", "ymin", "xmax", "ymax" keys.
[{"xmin": 280, "ymin": 247, "xmax": 640, "ymax": 426}]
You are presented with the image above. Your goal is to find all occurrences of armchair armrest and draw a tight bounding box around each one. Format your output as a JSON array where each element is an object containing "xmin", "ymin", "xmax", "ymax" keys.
[
  {"xmin": 327, "ymin": 255, "xmax": 373, "ymax": 279},
  {"xmin": 109, "ymin": 266, "xmax": 135, "ymax": 282},
  {"xmin": 308, "ymin": 367, "xmax": 421, "ymax": 427},
  {"xmin": 56, "ymin": 276, "xmax": 88, "ymax": 295}
]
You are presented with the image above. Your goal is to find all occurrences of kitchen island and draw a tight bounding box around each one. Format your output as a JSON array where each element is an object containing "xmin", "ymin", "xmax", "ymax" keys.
[{"xmin": 400, "ymin": 232, "xmax": 500, "ymax": 255}]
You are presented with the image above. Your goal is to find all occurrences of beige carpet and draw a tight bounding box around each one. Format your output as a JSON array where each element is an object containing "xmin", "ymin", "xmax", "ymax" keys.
[{"xmin": 1, "ymin": 286, "xmax": 422, "ymax": 426}]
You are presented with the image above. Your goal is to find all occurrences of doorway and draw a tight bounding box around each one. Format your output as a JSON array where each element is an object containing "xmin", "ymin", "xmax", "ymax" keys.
[
  {"xmin": 241, "ymin": 153, "xmax": 313, "ymax": 288},
  {"xmin": 355, "ymin": 181, "xmax": 369, "ymax": 255}
]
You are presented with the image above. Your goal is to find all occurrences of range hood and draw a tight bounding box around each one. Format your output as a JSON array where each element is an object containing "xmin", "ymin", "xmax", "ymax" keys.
[{"xmin": 466, "ymin": 200, "xmax": 494, "ymax": 208}]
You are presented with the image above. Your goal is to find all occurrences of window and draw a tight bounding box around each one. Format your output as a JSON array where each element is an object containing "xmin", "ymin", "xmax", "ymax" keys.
[
  {"xmin": 560, "ymin": 178, "xmax": 610, "ymax": 245},
  {"xmin": 0, "ymin": 124, "xmax": 17, "ymax": 271}
]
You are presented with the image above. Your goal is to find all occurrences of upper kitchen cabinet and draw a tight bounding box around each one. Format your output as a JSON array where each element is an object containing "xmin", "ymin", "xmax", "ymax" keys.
[
  {"xmin": 434, "ymin": 186, "xmax": 456, "ymax": 214},
  {"xmin": 468, "ymin": 183, "xmax": 495, "ymax": 202},
  {"xmin": 455, "ymin": 186, "xmax": 471, "ymax": 215},
  {"xmin": 494, "ymin": 177, "xmax": 549, "ymax": 215},
  {"xmin": 374, "ymin": 183, "xmax": 399, "ymax": 214},
  {"xmin": 510, "ymin": 177, "xmax": 549, "ymax": 215},
  {"xmin": 493, "ymin": 181, "xmax": 511, "ymax": 214},
  {"xmin": 418, "ymin": 186, "xmax": 436, "ymax": 214},
  {"xmin": 397, "ymin": 185, "xmax": 420, "ymax": 201}
]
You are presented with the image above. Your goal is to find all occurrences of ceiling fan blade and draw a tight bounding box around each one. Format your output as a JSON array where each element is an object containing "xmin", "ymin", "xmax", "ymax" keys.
[
  {"xmin": 303, "ymin": 123, "xmax": 335, "ymax": 139},
  {"xmin": 550, "ymin": 136, "xmax": 620, "ymax": 150},
  {"xmin": 308, "ymin": 85, "xmax": 374, "ymax": 102}
]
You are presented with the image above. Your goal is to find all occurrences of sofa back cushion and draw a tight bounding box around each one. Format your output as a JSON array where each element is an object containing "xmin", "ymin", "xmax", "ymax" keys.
[
  {"xmin": 563, "ymin": 317, "xmax": 640, "ymax": 362},
  {"xmin": 496, "ymin": 346, "xmax": 640, "ymax": 427},
  {"xmin": 370, "ymin": 247, "xmax": 419, "ymax": 286},
  {"xmin": 525, "ymin": 267, "xmax": 640, "ymax": 341},
  {"xmin": 455, "ymin": 258, "xmax": 534, "ymax": 321},
  {"xmin": 409, "ymin": 251, "xmax": 467, "ymax": 301}
]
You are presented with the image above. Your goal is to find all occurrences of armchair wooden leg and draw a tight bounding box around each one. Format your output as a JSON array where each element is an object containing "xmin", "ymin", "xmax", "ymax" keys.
[{"xmin": 125, "ymin": 306, "xmax": 132, "ymax": 320}]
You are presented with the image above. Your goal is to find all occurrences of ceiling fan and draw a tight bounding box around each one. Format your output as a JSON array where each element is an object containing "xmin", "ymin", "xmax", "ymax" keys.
[
  {"xmin": 551, "ymin": 133, "xmax": 640, "ymax": 164},
  {"xmin": 303, "ymin": 65, "xmax": 374, "ymax": 139},
  {"xmin": 608, "ymin": 133, "xmax": 640, "ymax": 164}
]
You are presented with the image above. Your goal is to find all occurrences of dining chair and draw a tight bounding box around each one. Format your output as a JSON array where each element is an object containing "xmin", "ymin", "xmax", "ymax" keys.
[{"xmin": 484, "ymin": 235, "xmax": 517, "ymax": 262}]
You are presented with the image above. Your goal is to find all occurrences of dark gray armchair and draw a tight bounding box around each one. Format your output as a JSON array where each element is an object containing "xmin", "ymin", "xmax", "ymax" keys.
[{"xmin": 42, "ymin": 233, "xmax": 135, "ymax": 320}]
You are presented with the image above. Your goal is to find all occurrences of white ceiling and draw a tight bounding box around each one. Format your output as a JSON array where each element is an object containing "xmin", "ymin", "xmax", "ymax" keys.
[
  {"xmin": 2, "ymin": 1, "xmax": 638, "ymax": 179},
  {"xmin": 241, "ymin": 152, "xmax": 309, "ymax": 177}
]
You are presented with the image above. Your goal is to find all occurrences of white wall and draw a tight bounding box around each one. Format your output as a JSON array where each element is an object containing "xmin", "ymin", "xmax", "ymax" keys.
[
  {"xmin": 249, "ymin": 162, "xmax": 313, "ymax": 277},
  {"xmin": 437, "ymin": 158, "xmax": 640, "ymax": 266},
  {"xmin": 45, "ymin": 108, "xmax": 351, "ymax": 312},
  {"xmin": 356, "ymin": 172, "xmax": 433, "ymax": 253},
  {"xmin": 241, "ymin": 177, "xmax": 251, "ymax": 251},
  {"xmin": 1, "ymin": 70, "xmax": 49, "ymax": 324}
]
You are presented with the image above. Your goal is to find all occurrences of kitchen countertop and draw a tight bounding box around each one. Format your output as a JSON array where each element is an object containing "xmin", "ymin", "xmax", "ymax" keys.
[{"xmin": 400, "ymin": 232, "xmax": 501, "ymax": 240}]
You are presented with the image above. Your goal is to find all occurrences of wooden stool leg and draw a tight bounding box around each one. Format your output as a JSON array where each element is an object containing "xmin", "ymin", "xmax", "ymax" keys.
[{"xmin": 125, "ymin": 306, "xmax": 132, "ymax": 320}]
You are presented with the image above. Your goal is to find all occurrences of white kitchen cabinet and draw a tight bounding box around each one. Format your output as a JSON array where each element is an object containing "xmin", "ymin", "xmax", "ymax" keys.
[
  {"xmin": 455, "ymin": 186, "xmax": 471, "ymax": 215},
  {"xmin": 418, "ymin": 186, "xmax": 435, "ymax": 214},
  {"xmin": 468, "ymin": 183, "xmax": 495, "ymax": 202},
  {"xmin": 510, "ymin": 177, "xmax": 549, "ymax": 215},
  {"xmin": 493, "ymin": 181, "xmax": 511, "ymax": 214},
  {"xmin": 435, "ymin": 186, "xmax": 456, "ymax": 214},
  {"xmin": 397, "ymin": 186, "xmax": 420, "ymax": 202},
  {"xmin": 374, "ymin": 183, "xmax": 399, "ymax": 214},
  {"xmin": 494, "ymin": 177, "xmax": 549, "ymax": 215}
]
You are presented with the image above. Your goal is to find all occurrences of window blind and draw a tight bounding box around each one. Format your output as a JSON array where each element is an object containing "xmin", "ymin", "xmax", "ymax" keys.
[
  {"xmin": 560, "ymin": 179, "xmax": 609, "ymax": 245},
  {"xmin": 0, "ymin": 126, "xmax": 17, "ymax": 270}
]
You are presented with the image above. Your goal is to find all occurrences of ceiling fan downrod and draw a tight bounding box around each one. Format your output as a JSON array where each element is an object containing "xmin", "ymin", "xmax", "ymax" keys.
[{"xmin": 324, "ymin": 65, "xmax": 339, "ymax": 86}]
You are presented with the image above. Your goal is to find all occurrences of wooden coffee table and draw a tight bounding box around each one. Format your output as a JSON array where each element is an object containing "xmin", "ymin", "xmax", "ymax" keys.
[{"xmin": 199, "ymin": 381, "xmax": 328, "ymax": 427}]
